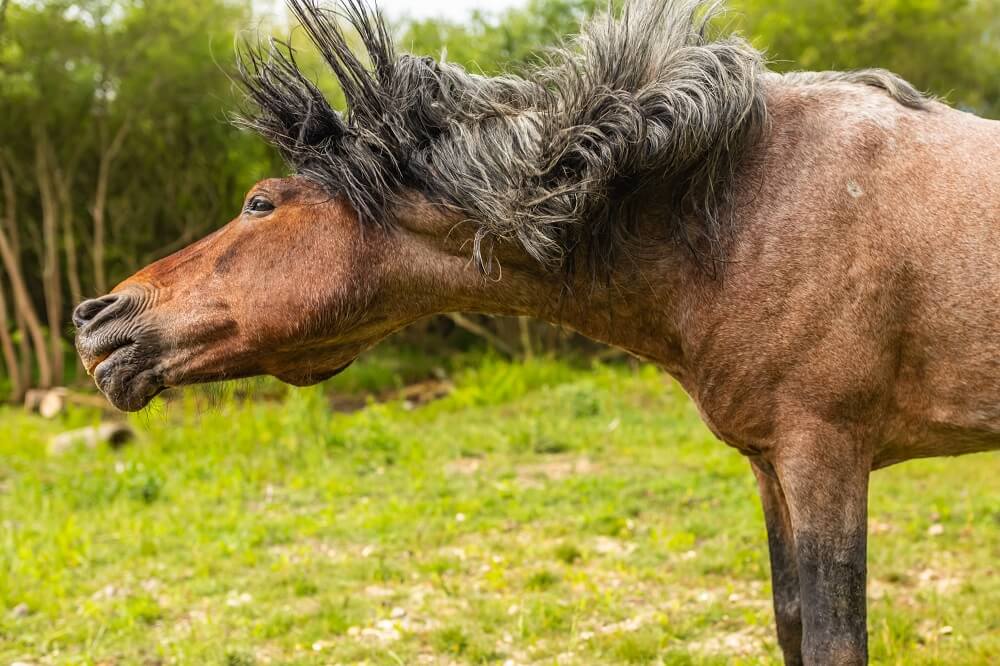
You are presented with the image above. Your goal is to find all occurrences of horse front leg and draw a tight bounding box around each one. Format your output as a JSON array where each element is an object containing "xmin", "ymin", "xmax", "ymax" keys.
[
  {"xmin": 774, "ymin": 431, "xmax": 871, "ymax": 665},
  {"xmin": 752, "ymin": 459, "xmax": 804, "ymax": 665}
]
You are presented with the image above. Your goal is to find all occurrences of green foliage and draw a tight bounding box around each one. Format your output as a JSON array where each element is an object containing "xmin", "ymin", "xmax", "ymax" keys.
[
  {"xmin": 0, "ymin": 0, "xmax": 274, "ymax": 279},
  {"xmin": 431, "ymin": 625, "xmax": 472, "ymax": 654},
  {"xmin": 732, "ymin": 0, "xmax": 1000, "ymax": 117},
  {"xmin": 1, "ymin": 357, "xmax": 998, "ymax": 663},
  {"xmin": 554, "ymin": 541, "xmax": 583, "ymax": 564},
  {"xmin": 401, "ymin": 0, "xmax": 613, "ymax": 73},
  {"xmin": 525, "ymin": 569, "xmax": 561, "ymax": 590}
]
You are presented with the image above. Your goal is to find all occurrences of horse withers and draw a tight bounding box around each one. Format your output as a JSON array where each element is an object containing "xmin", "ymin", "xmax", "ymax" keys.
[{"xmin": 74, "ymin": 1, "xmax": 1000, "ymax": 662}]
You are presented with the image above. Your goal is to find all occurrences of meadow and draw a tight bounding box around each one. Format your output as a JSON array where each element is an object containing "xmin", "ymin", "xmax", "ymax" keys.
[{"xmin": 1, "ymin": 355, "xmax": 998, "ymax": 664}]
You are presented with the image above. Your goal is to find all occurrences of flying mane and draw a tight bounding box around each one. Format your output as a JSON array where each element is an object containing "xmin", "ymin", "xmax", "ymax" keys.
[{"xmin": 237, "ymin": 0, "xmax": 925, "ymax": 272}]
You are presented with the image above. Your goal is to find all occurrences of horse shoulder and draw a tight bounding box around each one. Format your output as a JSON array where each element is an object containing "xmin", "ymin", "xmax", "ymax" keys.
[{"xmin": 681, "ymin": 87, "xmax": 1000, "ymax": 465}]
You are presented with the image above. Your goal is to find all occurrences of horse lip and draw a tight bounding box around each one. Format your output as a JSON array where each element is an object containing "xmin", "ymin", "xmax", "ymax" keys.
[
  {"xmin": 92, "ymin": 347, "xmax": 164, "ymax": 412},
  {"xmin": 85, "ymin": 340, "xmax": 133, "ymax": 377},
  {"xmin": 92, "ymin": 345, "xmax": 133, "ymax": 385},
  {"xmin": 86, "ymin": 351, "xmax": 113, "ymax": 377}
]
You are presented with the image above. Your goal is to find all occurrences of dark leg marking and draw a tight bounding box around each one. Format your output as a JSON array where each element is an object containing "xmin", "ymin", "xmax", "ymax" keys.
[
  {"xmin": 777, "ymin": 444, "xmax": 870, "ymax": 665},
  {"xmin": 752, "ymin": 459, "xmax": 804, "ymax": 665}
]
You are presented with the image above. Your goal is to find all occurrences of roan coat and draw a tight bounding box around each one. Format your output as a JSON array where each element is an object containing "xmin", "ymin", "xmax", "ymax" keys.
[{"xmin": 74, "ymin": 1, "xmax": 999, "ymax": 663}]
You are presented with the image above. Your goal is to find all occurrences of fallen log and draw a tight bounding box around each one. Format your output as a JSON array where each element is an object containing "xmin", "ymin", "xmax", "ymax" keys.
[
  {"xmin": 48, "ymin": 422, "xmax": 135, "ymax": 455},
  {"xmin": 24, "ymin": 387, "xmax": 113, "ymax": 418}
]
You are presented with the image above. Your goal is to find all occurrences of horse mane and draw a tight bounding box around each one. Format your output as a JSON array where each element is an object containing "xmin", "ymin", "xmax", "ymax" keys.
[{"xmin": 235, "ymin": 0, "xmax": 919, "ymax": 273}]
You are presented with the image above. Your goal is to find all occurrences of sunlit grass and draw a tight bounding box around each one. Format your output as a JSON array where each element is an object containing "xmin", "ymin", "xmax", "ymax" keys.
[{"xmin": 1, "ymin": 357, "xmax": 997, "ymax": 664}]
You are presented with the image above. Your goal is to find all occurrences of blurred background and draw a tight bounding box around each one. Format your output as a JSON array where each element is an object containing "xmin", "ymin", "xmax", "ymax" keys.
[
  {"xmin": 0, "ymin": 0, "xmax": 999, "ymax": 402},
  {"xmin": 1, "ymin": 2, "xmax": 999, "ymax": 664}
]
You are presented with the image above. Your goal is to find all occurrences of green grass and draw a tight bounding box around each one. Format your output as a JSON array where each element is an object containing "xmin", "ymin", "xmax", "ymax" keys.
[{"xmin": 1, "ymin": 357, "xmax": 998, "ymax": 664}]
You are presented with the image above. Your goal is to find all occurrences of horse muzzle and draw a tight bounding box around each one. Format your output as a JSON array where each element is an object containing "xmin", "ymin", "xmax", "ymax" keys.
[{"xmin": 74, "ymin": 289, "xmax": 165, "ymax": 411}]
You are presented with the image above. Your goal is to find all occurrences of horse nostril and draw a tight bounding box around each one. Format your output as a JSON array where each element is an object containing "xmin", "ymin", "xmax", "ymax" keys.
[{"xmin": 73, "ymin": 295, "xmax": 120, "ymax": 330}]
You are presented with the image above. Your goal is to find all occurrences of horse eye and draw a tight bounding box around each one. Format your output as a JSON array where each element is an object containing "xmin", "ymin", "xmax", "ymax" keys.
[{"xmin": 246, "ymin": 196, "xmax": 275, "ymax": 215}]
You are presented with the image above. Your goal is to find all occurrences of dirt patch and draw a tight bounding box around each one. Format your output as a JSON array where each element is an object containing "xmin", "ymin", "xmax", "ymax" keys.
[
  {"xmin": 871, "ymin": 561, "xmax": 964, "ymax": 602},
  {"xmin": 329, "ymin": 379, "xmax": 454, "ymax": 413},
  {"xmin": 688, "ymin": 627, "xmax": 767, "ymax": 656},
  {"xmin": 445, "ymin": 457, "xmax": 482, "ymax": 476},
  {"xmin": 516, "ymin": 456, "xmax": 596, "ymax": 485}
]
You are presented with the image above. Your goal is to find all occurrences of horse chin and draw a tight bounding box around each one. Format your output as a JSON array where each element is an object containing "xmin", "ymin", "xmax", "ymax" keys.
[
  {"xmin": 93, "ymin": 349, "xmax": 165, "ymax": 412},
  {"xmin": 273, "ymin": 358, "xmax": 356, "ymax": 387}
]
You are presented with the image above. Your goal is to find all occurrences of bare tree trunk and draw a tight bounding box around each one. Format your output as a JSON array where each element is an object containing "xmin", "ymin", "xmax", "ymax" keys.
[
  {"xmin": 0, "ymin": 274, "xmax": 22, "ymax": 402},
  {"xmin": 0, "ymin": 0, "xmax": 10, "ymax": 38},
  {"xmin": 0, "ymin": 231, "xmax": 48, "ymax": 387},
  {"xmin": 0, "ymin": 155, "xmax": 51, "ymax": 388},
  {"xmin": 54, "ymin": 167, "xmax": 83, "ymax": 307},
  {"xmin": 91, "ymin": 120, "xmax": 129, "ymax": 296},
  {"xmin": 446, "ymin": 313, "xmax": 517, "ymax": 357},
  {"xmin": 0, "ymin": 154, "xmax": 34, "ymax": 383},
  {"xmin": 15, "ymin": 307, "xmax": 29, "ymax": 380},
  {"xmin": 0, "ymin": 146, "xmax": 21, "ymax": 401},
  {"xmin": 54, "ymin": 165, "xmax": 86, "ymax": 382},
  {"xmin": 35, "ymin": 131, "xmax": 64, "ymax": 386},
  {"xmin": 517, "ymin": 317, "xmax": 535, "ymax": 359}
]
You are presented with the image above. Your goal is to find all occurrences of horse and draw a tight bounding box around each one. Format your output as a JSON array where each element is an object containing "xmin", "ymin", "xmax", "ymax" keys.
[{"xmin": 73, "ymin": 1, "xmax": 999, "ymax": 662}]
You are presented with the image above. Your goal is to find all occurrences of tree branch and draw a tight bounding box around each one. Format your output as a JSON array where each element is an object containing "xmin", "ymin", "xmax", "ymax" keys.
[{"xmin": 446, "ymin": 313, "xmax": 516, "ymax": 357}]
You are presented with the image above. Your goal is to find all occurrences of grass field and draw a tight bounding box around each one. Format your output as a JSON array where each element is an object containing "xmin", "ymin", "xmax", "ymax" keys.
[{"xmin": 1, "ymin": 355, "xmax": 998, "ymax": 665}]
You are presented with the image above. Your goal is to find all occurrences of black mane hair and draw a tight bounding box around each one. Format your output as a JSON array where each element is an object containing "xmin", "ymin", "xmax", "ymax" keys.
[{"xmin": 237, "ymin": 0, "xmax": 923, "ymax": 273}]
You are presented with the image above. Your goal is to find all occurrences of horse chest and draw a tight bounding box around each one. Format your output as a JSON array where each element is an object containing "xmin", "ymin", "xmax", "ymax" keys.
[{"xmin": 680, "ymin": 376, "xmax": 781, "ymax": 457}]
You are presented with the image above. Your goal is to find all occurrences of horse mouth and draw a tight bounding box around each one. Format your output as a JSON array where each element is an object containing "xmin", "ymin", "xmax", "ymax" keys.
[
  {"xmin": 87, "ymin": 347, "xmax": 120, "ymax": 377},
  {"xmin": 88, "ymin": 341, "xmax": 165, "ymax": 412}
]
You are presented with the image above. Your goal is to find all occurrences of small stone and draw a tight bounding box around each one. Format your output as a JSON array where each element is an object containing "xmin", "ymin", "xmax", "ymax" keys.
[
  {"xmin": 92, "ymin": 584, "xmax": 117, "ymax": 600},
  {"xmin": 10, "ymin": 603, "xmax": 30, "ymax": 618},
  {"xmin": 226, "ymin": 592, "xmax": 252, "ymax": 607},
  {"xmin": 927, "ymin": 523, "xmax": 945, "ymax": 536}
]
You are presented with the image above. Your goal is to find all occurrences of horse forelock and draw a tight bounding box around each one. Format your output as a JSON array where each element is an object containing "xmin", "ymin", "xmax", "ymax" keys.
[{"xmin": 234, "ymin": 0, "xmax": 923, "ymax": 274}]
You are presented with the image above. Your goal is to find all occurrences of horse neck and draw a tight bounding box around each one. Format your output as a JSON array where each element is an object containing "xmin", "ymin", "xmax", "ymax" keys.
[{"xmin": 386, "ymin": 207, "xmax": 702, "ymax": 378}]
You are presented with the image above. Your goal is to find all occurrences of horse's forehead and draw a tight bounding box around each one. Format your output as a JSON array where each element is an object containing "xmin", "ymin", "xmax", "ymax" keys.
[{"xmin": 252, "ymin": 176, "xmax": 329, "ymax": 204}]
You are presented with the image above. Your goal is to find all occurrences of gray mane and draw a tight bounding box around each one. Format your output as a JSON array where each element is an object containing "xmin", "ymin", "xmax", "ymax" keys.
[
  {"xmin": 781, "ymin": 69, "xmax": 929, "ymax": 109},
  {"xmin": 237, "ymin": 0, "xmax": 924, "ymax": 272}
]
